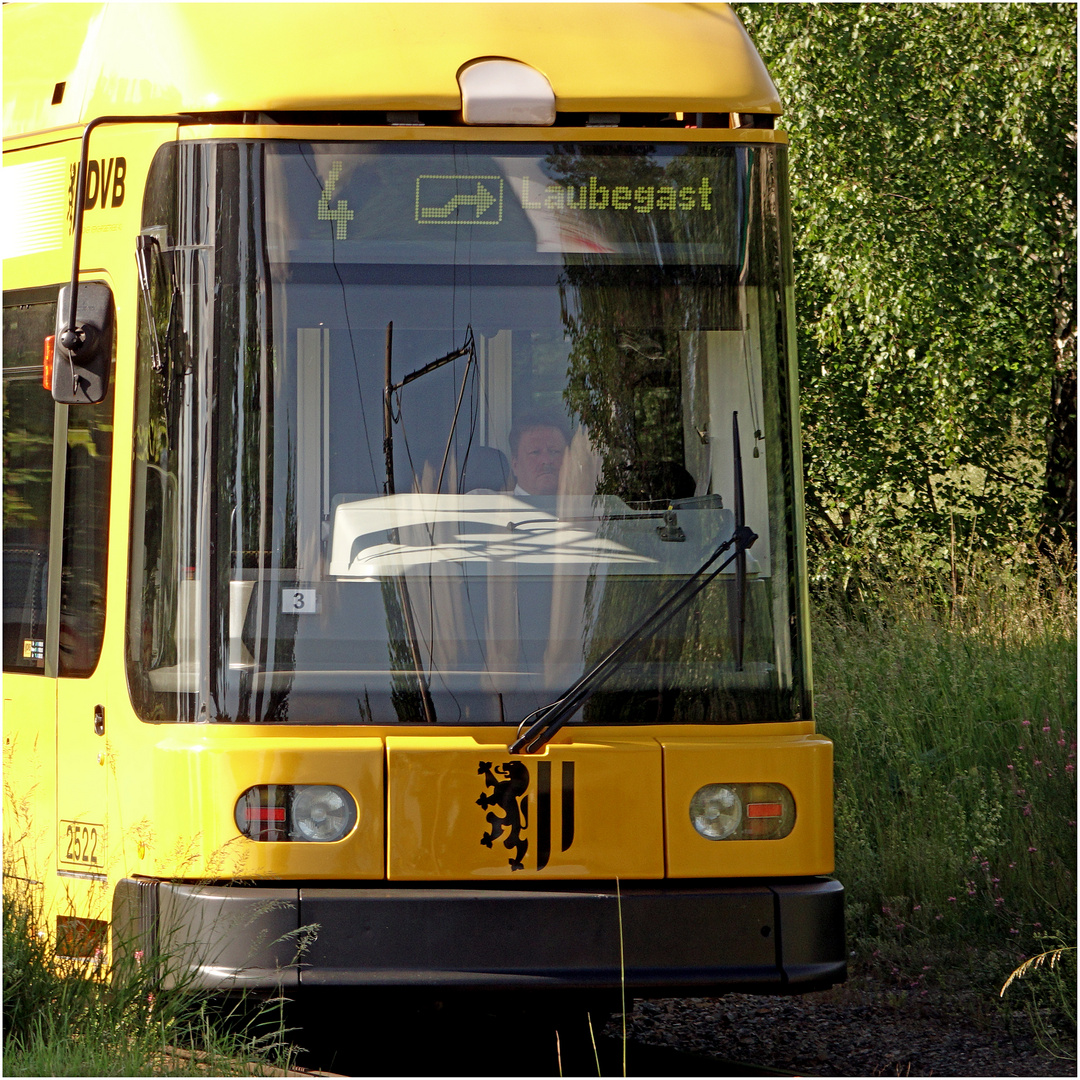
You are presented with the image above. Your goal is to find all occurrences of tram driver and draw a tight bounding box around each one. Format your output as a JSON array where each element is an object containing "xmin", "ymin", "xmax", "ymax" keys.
[
  {"xmin": 508, "ymin": 413, "xmax": 569, "ymax": 496},
  {"xmin": 464, "ymin": 412, "xmax": 571, "ymax": 496}
]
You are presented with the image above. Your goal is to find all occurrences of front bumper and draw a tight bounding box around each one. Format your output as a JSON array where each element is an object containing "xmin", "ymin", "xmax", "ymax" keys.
[{"xmin": 113, "ymin": 877, "xmax": 845, "ymax": 994}]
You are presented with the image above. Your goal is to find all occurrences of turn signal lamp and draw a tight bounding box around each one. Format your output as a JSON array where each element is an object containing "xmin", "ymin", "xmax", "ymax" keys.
[
  {"xmin": 235, "ymin": 784, "xmax": 357, "ymax": 842},
  {"xmin": 43, "ymin": 335, "xmax": 54, "ymax": 390},
  {"xmin": 689, "ymin": 783, "xmax": 795, "ymax": 841}
]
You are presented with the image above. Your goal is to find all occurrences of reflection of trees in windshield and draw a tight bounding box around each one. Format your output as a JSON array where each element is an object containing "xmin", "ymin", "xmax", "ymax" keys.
[
  {"xmin": 539, "ymin": 147, "xmax": 783, "ymax": 725},
  {"xmin": 558, "ymin": 282, "xmax": 693, "ymax": 504},
  {"xmin": 545, "ymin": 148, "xmax": 749, "ymax": 505},
  {"xmin": 381, "ymin": 577, "xmax": 433, "ymax": 723},
  {"xmin": 542, "ymin": 146, "xmax": 748, "ymax": 257}
]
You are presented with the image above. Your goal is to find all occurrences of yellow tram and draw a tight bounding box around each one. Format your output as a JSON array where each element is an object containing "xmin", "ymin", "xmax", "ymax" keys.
[{"xmin": 3, "ymin": 2, "xmax": 844, "ymax": 996}]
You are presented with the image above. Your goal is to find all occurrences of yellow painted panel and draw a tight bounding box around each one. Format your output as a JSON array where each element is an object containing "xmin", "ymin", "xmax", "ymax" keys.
[
  {"xmin": 145, "ymin": 731, "xmax": 385, "ymax": 879},
  {"xmin": 2, "ymin": 3, "xmax": 101, "ymax": 139},
  {"xmin": 4, "ymin": 4, "xmax": 779, "ymax": 140},
  {"xmin": 3, "ymin": 126, "xmax": 169, "ymax": 288},
  {"xmin": 4, "ymin": 675, "xmax": 57, "ymax": 884},
  {"xmin": 662, "ymin": 735, "xmax": 834, "ymax": 877},
  {"xmin": 56, "ymin": 679, "xmax": 109, "ymax": 880},
  {"xmin": 387, "ymin": 735, "xmax": 663, "ymax": 880}
]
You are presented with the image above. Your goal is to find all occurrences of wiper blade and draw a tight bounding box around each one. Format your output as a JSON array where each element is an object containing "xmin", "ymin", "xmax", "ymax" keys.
[
  {"xmin": 134, "ymin": 235, "xmax": 165, "ymax": 372},
  {"xmin": 509, "ymin": 523, "xmax": 756, "ymax": 754},
  {"xmin": 732, "ymin": 410, "xmax": 750, "ymax": 672},
  {"xmin": 509, "ymin": 411, "xmax": 756, "ymax": 755},
  {"xmin": 380, "ymin": 321, "xmax": 439, "ymax": 723}
]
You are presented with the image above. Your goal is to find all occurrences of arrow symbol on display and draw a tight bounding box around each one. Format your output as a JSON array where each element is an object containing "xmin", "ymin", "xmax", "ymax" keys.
[{"xmin": 420, "ymin": 182, "xmax": 497, "ymax": 219}]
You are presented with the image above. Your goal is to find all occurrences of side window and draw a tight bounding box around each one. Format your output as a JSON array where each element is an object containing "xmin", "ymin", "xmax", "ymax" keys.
[
  {"xmin": 60, "ymin": 346, "xmax": 114, "ymax": 677},
  {"xmin": 2, "ymin": 287, "xmax": 115, "ymax": 677},
  {"xmin": 2, "ymin": 292, "xmax": 56, "ymax": 673}
]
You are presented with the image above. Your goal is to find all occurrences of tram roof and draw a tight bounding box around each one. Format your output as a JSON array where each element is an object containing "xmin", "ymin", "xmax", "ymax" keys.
[{"xmin": 3, "ymin": 2, "xmax": 780, "ymax": 140}]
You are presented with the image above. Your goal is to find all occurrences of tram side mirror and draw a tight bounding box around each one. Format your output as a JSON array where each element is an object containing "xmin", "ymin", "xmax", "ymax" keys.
[{"xmin": 52, "ymin": 282, "xmax": 114, "ymax": 404}]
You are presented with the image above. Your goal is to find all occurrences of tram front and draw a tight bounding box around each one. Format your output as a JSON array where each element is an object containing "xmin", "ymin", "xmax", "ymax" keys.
[{"xmin": 122, "ymin": 133, "xmax": 843, "ymax": 993}]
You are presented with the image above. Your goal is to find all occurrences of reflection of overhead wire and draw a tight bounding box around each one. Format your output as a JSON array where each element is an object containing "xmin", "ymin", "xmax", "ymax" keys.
[
  {"xmin": 452, "ymin": 144, "xmax": 459, "ymax": 346},
  {"xmin": 736, "ymin": 147, "xmax": 754, "ymax": 286},
  {"xmin": 435, "ymin": 325, "xmax": 476, "ymax": 493},
  {"xmin": 743, "ymin": 333, "xmax": 763, "ymax": 457},
  {"xmin": 448, "ymin": 144, "xmax": 482, "ymax": 499},
  {"xmin": 383, "ymin": 320, "xmax": 478, "ymax": 721},
  {"xmin": 300, "ymin": 148, "xmax": 380, "ymax": 490},
  {"xmin": 734, "ymin": 147, "xmax": 763, "ymax": 456},
  {"xmin": 450, "ymin": 316, "xmax": 486, "ymax": 701},
  {"xmin": 457, "ymin": 356, "xmax": 481, "ymax": 492},
  {"xmin": 385, "ymin": 325, "xmax": 478, "ymax": 498}
]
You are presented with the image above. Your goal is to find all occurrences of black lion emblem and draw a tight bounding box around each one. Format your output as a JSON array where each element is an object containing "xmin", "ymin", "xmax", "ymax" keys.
[{"xmin": 477, "ymin": 761, "xmax": 529, "ymax": 871}]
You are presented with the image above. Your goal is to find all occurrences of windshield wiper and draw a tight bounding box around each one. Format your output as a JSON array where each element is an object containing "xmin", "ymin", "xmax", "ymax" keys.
[
  {"xmin": 510, "ymin": 411, "xmax": 756, "ymax": 755},
  {"xmin": 134, "ymin": 235, "xmax": 165, "ymax": 372},
  {"xmin": 135, "ymin": 235, "xmax": 190, "ymax": 374}
]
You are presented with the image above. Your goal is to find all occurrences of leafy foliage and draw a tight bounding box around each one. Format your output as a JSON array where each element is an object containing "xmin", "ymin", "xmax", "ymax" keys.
[{"xmin": 736, "ymin": 3, "xmax": 1077, "ymax": 585}]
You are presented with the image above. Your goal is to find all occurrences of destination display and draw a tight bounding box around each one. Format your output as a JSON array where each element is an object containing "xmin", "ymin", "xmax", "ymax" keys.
[{"xmin": 265, "ymin": 143, "xmax": 753, "ymax": 264}]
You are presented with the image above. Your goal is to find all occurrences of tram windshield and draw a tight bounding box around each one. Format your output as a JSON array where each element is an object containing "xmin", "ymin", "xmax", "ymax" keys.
[{"xmin": 128, "ymin": 140, "xmax": 808, "ymax": 726}]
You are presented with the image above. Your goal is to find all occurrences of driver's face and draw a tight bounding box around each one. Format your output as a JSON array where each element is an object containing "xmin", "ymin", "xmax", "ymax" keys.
[{"xmin": 512, "ymin": 426, "xmax": 567, "ymax": 496}]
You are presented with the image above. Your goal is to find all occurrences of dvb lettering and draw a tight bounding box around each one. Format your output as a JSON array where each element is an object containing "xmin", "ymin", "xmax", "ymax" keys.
[{"xmin": 83, "ymin": 158, "xmax": 127, "ymax": 209}]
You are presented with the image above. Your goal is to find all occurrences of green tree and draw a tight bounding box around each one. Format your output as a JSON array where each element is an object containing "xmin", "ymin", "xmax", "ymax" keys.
[{"xmin": 736, "ymin": 2, "xmax": 1076, "ymax": 585}]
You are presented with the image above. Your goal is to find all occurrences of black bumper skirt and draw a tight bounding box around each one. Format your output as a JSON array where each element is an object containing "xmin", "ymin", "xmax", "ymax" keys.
[{"xmin": 113, "ymin": 877, "xmax": 845, "ymax": 995}]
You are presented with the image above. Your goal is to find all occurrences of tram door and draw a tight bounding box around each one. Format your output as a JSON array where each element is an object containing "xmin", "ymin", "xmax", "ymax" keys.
[
  {"xmin": 2, "ymin": 289, "xmax": 60, "ymax": 886},
  {"xmin": 3, "ymin": 284, "xmax": 112, "ymax": 942}
]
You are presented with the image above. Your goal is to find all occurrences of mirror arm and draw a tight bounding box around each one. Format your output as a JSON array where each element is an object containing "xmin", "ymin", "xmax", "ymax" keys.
[{"xmin": 63, "ymin": 114, "xmax": 194, "ymax": 354}]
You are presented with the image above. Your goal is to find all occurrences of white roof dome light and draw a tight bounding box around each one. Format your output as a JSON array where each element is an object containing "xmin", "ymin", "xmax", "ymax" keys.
[{"xmin": 458, "ymin": 59, "xmax": 556, "ymax": 126}]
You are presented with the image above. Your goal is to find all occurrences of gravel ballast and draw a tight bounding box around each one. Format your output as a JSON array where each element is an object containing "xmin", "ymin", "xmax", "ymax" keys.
[{"xmin": 614, "ymin": 978, "xmax": 1076, "ymax": 1077}]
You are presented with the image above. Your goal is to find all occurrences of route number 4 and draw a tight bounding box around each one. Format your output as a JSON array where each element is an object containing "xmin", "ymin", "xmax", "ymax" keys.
[{"xmin": 318, "ymin": 161, "xmax": 354, "ymax": 240}]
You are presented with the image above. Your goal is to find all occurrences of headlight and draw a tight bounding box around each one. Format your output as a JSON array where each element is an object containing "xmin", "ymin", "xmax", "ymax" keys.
[
  {"xmin": 689, "ymin": 783, "xmax": 796, "ymax": 841},
  {"xmin": 235, "ymin": 784, "xmax": 357, "ymax": 842},
  {"xmin": 291, "ymin": 785, "xmax": 355, "ymax": 841},
  {"xmin": 689, "ymin": 784, "xmax": 742, "ymax": 840}
]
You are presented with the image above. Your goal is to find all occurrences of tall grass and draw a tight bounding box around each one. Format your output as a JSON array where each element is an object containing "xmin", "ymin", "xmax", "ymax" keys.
[
  {"xmin": 812, "ymin": 547, "xmax": 1076, "ymax": 1007},
  {"xmin": 2, "ymin": 878, "xmax": 298, "ymax": 1077}
]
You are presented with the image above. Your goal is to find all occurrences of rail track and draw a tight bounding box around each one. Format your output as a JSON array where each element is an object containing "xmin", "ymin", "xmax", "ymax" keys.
[{"xmin": 159, "ymin": 1044, "xmax": 343, "ymax": 1077}]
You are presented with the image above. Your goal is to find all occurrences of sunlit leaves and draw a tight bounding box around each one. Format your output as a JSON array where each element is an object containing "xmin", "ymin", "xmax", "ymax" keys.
[{"xmin": 736, "ymin": 3, "xmax": 1077, "ymax": 583}]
